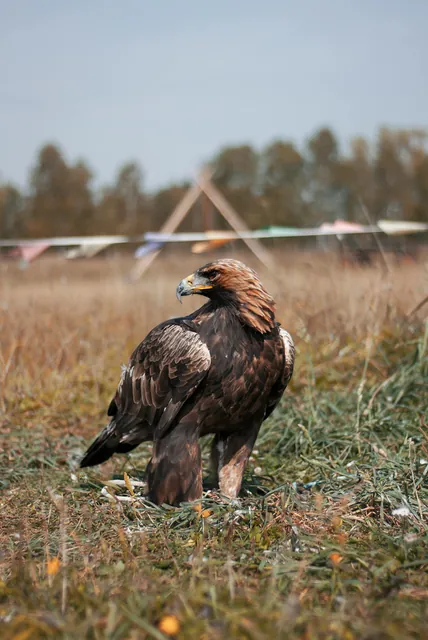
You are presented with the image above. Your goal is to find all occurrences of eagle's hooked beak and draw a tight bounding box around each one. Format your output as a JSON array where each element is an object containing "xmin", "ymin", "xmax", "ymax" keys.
[
  {"xmin": 176, "ymin": 276, "xmax": 193, "ymax": 303},
  {"xmin": 176, "ymin": 273, "xmax": 213, "ymax": 303}
]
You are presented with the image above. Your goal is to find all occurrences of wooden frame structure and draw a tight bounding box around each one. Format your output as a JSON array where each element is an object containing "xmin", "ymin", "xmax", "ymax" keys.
[{"xmin": 129, "ymin": 167, "xmax": 274, "ymax": 281}]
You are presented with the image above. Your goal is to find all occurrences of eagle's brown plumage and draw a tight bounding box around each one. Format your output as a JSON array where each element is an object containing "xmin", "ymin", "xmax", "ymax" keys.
[{"xmin": 80, "ymin": 259, "xmax": 295, "ymax": 505}]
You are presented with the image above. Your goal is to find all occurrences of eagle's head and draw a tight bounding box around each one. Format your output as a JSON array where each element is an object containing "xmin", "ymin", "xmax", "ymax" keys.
[{"xmin": 176, "ymin": 259, "xmax": 276, "ymax": 334}]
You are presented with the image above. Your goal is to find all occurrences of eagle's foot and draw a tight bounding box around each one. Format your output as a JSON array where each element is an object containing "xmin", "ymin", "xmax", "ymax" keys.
[{"xmin": 210, "ymin": 428, "xmax": 259, "ymax": 500}]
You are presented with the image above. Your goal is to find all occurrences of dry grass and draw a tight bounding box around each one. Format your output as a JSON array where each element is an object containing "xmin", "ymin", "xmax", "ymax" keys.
[
  {"xmin": 1, "ymin": 250, "xmax": 426, "ymax": 397},
  {"xmin": 0, "ymin": 249, "xmax": 427, "ymax": 639}
]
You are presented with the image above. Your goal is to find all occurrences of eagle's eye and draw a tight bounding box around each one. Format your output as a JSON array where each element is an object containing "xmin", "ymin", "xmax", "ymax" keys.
[{"xmin": 200, "ymin": 268, "xmax": 219, "ymax": 280}]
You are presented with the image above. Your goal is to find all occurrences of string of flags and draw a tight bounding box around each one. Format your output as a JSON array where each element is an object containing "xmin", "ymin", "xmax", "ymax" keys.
[{"xmin": 1, "ymin": 219, "xmax": 427, "ymax": 268}]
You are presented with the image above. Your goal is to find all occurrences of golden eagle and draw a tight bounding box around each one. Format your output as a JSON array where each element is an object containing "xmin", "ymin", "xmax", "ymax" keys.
[{"xmin": 80, "ymin": 259, "xmax": 294, "ymax": 505}]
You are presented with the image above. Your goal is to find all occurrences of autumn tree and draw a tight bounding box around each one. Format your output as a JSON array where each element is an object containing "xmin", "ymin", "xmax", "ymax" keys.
[
  {"xmin": 305, "ymin": 127, "xmax": 342, "ymax": 221},
  {"xmin": 413, "ymin": 155, "xmax": 428, "ymax": 222},
  {"xmin": 374, "ymin": 128, "xmax": 428, "ymax": 221},
  {"xmin": 95, "ymin": 161, "xmax": 148, "ymax": 234},
  {"xmin": 213, "ymin": 145, "xmax": 258, "ymax": 190},
  {"xmin": 67, "ymin": 161, "xmax": 95, "ymax": 233},
  {"xmin": 211, "ymin": 145, "xmax": 264, "ymax": 228},
  {"xmin": 4, "ymin": 125, "xmax": 428, "ymax": 239},
  {"xmin": 0, "ymin": 184, "xmax": 25, "ymax": 237},
  {"xmin": 259, "ymin": 140, "xmax": 309, "ymax": 226},
  {"xmin": 27, "ymin": 144, "xmax": 94, "ymax": 237},
  {"xmin": 150, "ymin": 183, "xmax": 191, "ymax": 230}
]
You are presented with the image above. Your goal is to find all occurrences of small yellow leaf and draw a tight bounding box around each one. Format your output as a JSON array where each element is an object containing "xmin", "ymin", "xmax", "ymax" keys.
[
  {"xmin": 158, "ymin": 614, "xmax": 180, "ymax": 636},
  {"xmin": 193, "ymin": 503, "xmax": 203, "ymax": 513},
  {"xmin": 201, "ymin": 509, "xmax": 212, "ymax": 518},
  {"xmin": 329, "ymin": 552, "xmax": 343, "ymax": 566},
  {"xmin": 47, "ymin": 556, "xmax": 61, "ymax": 575},
  {"xmin": 123, "ymin": 472, "xmax": 135, "ymax": 496}
]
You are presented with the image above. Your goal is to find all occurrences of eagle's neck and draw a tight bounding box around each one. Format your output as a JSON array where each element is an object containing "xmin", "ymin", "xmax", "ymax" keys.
[{"xmin": 194, "ymin": 291, "xmax": 276, "ymax": 335}]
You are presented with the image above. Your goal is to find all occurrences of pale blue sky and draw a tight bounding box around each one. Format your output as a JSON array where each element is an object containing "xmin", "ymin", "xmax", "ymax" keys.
[{"xmin": 1, "ymin": 0, "xmax": 427, "ymax": 192}]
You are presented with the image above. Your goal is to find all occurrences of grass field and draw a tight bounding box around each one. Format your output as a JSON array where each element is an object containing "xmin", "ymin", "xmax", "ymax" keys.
[{"xmin": 0, "ymin": 252, "xmax": 427, "ymax": 639}]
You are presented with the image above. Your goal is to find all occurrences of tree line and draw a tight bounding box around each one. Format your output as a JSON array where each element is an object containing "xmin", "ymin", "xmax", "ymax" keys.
[{"xmin": 1, "ymin": 126, "xmax": 428, "ymax": 239}]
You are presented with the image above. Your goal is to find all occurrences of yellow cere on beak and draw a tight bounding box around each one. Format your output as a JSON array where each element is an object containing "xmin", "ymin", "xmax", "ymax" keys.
[
  {"xmin": 187, "ymin": 273, "xmax": 213, "ymax": 292},
  {"xmin": 176, "ymin": 272, "xmax": 213, "ymax": 303}
]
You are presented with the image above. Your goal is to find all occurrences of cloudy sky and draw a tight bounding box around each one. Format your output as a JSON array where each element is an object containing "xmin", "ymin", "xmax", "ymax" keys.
[{"xmin": 1, "ymin": 0, "xmax": 427, "ymax": 191}]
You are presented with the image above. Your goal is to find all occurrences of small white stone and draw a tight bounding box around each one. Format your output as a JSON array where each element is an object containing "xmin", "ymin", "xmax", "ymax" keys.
[
  {"xmin": 254, "ymin": 466, "xmax": 263, "ymax": 476},
  {"xmin": 392, "ymin": 506, "xmax": 411, "ymax": 518}
]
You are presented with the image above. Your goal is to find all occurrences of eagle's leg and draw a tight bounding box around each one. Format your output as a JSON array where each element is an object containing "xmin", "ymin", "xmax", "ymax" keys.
[
  {"xmin": 146, "ymin": 425, "xmax": 202, "ymax": 506},
  {"xmin": 210, "ymin": 428, "xmax": 259, "ymax": 500}
]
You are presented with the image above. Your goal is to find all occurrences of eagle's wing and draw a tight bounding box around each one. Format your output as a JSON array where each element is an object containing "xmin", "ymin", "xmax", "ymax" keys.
[
  {"xmin": 80, "ymin": 321, "xmax": 211, "ymax": 467},
  {"xmin": 264, "ymin": 327, "xmax": 295, "ymax": 421}
]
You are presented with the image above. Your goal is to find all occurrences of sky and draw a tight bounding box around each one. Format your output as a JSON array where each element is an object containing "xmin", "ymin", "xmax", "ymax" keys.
[{"xmin": 1, "ymin": 0, "xmax": 428, "ymax": 192}]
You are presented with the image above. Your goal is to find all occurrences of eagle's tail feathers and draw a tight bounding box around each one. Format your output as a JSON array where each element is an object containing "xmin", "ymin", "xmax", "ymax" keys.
[{"xmin": 79, "ymin": 420, "xmax": 120, "ymax": 468}]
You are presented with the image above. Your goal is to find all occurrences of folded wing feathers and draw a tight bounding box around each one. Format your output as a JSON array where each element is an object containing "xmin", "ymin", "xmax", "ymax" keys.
[{"xmin": 114, "ymin": 323, "xmax": 211, "ymax": 440}]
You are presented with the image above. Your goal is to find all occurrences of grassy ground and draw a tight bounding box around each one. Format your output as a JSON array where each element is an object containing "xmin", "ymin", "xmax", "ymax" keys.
[{"xmin": 0, "ymin": 253, "xmax": 427, "ymax": 639}]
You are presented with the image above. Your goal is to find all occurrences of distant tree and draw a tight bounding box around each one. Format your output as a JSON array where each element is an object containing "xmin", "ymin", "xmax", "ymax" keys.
[
  {"xmin": 95, "ymin": 161, "xmax": 148, "ymax": 234},
  {"xmin": 9, "ymin": 125, "xmax": 428, "ymax": 239},
  {"xmin": 212, "ymin": 145, "xmax": 258, "ymax": 190},
  {"xmin": 0, "ymin": 184, "xmax": 25, "ymax": 237},
  {"xmin": 348, "ymin": 137, "xmax": 376, "ymax": 219},
  {"xmin": 216, "ymin": 185, "xmax": 266, "ymax": 230},
  {"xmin": 93, "ymin": 187, "xmax": 121, "ymax": 235},
  {"xmin": 374, "ymin": 128, "xmax": 428, "ymax": 221},
  {"xmin": 115, "ymin": 162, "xmax": 145, "ymax": 232},
  {"xmin": 262, "ymin": 140, "xmax": 303, "ymax": 186},
  {"xmin": 260, "ymin": 140, "xmax": 308, "ymax": 226},
  {"xmin": 96, "ymin": 162, "xmax": 151, "ymax": 235},
  {"xmin": 374, "ymin": 128, "xmax": 410, "ymax": 220},
  {"xmin": 28, "ymin": 144, "xmax": 69, "ymax": 236},
  {"xmin": 150, "ymin": 183, "xmax": 191, "ymax": 230},
  {"xmin": 305, "ymin": 127, "xmax": 342, "ymax": 221},
  {"xmin": 410, "ymin": 151, "xmax": 428, "ymax": 222},
  {"xmin": 27, "ymin": 144, "xmax": 94, "ymax": 236},
  {"xmin": 67, "ymin": 161, "xmax": 95, "ymax": 233},
  {"xmin": 308, "ymin": 127, "xmax": 338, "ymax": 166},
  {"xmin": 326, "ymin": 137, "xmax": 375, "ymax": 222},
  {"xmin": 210, "ymin": 145, "xmax": 263, "ymax": 228}
]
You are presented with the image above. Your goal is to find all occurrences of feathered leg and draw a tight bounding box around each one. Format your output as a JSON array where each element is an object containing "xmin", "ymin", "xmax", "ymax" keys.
[
  {"xmin": 146, "ymin": 424, "xmax": 202, "ymax": 506},
  {"xmin": 210, "ymin": 426, "xmax": 260, "ymax": 499}
]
